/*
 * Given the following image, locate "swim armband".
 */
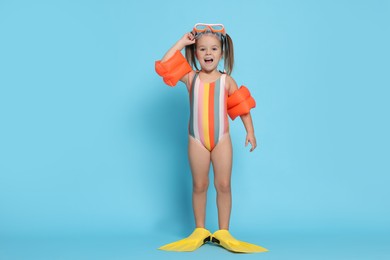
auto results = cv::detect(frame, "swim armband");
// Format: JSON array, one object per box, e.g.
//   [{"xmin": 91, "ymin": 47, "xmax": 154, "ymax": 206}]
[
  {"xmin": 155, "ymin": 50, "xmax": 192, "ymax": 87},
  {"xmin": 227, "ymin": 86, "xmax": 256, "ymax": 120}
]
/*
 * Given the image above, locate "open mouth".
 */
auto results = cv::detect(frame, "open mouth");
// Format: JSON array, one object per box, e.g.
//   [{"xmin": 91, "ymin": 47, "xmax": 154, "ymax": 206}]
[{"xmin": 204, "ymin": 58, "xmax": 214, "ymax": 64}]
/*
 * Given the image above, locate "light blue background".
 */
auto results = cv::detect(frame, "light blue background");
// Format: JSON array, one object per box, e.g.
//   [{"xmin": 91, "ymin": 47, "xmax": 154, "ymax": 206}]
[{"xmin": 1, "ymin": 0, "xmax": 389, "ymax": 259}]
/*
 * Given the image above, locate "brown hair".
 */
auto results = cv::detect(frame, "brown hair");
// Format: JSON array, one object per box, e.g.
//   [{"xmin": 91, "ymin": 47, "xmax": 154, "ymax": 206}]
[{"xmin": 185, "ymin": 33, "xmax": 234, "ymax": 75}]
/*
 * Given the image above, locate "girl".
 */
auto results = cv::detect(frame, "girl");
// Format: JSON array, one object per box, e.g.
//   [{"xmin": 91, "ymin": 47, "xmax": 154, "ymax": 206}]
[{"xmin": 155, "ymin": 23, "xmax": 267, "ymax": 253}]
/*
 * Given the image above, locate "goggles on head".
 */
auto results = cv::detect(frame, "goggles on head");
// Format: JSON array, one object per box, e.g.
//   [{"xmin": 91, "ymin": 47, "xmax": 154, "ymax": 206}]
[{"xmin": 192, "ymin": 23, "xmax": 226, "ymax": 38}]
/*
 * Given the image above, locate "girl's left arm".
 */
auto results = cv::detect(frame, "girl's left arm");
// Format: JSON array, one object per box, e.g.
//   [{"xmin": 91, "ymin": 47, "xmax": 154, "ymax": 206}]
[
  {"xmin": 227, "ymin": 76, "xmax": 257, "ymax": 152},
  {"xmin": 240, "ymin": 113, "xmax": 257, "ymax": 152}
]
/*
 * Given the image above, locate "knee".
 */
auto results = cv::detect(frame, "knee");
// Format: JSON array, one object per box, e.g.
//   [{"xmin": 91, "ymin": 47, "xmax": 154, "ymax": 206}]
[
  {"xmin": 215, "ymin": 181, "xmax": 231, "ymax": 194},
  {"xmin": 193, "ymin": 181, "xmax": 209, "ymax": 194}
]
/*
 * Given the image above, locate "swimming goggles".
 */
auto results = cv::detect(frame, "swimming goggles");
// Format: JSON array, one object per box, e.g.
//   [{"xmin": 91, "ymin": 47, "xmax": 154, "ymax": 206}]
[{"xmin": 192, "ymin": 23, "xmax": 226, "ymax": 36}]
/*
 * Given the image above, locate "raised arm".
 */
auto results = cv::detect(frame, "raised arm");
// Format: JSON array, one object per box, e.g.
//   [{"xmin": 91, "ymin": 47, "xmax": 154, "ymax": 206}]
[
  {"xmin": 155, "ymin": 33, "xmax": 196, "ymax": 87},
  {"xmin": 161, "ymin": 33, "xmax": 195, "ymax": 62}
]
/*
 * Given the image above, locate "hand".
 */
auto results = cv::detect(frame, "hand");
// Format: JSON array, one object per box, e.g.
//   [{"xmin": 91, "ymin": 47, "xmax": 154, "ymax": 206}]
[
  {"xmin": 179, "ymin": 32, "xmax": 196, "ymax": 46},
  {"xmin": 245, "ymin": 132, "xmax": 257, "ymax": 152}
]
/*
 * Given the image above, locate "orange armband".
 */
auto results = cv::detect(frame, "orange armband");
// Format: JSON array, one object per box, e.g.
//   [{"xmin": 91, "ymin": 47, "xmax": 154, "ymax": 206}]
[
  {"xmin": 227, "ymin": 86, "xmax": 256, "ymax": 120},
  {"xmin": 155, "ymin": 50, "xmax": 192, "ymax": 87}
]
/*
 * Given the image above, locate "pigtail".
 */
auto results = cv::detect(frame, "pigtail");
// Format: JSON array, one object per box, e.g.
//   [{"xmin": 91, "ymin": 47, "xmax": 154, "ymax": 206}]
[
  {"xmin": 223, "ymin": 34, "xmax": 234, "ymax": 75},
  {"xmin": 185, "ymin": 44, "xmax": 199, "ymax": 71}
]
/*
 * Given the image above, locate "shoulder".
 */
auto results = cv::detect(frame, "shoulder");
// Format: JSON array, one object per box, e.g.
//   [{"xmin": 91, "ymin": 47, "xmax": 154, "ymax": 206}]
[
  {"xmin": 180, "ymin": 70, "xmax": 196, "ymax": 89},
  {"xmin": 224, "ymin": 74, "xmax": 239, "ymax": 95}
]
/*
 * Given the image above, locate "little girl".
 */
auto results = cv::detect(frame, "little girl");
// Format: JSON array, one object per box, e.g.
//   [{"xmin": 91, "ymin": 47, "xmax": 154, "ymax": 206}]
[{"xmin": 155, "ymin": 23, "xmax": 267, "ymax": 253}]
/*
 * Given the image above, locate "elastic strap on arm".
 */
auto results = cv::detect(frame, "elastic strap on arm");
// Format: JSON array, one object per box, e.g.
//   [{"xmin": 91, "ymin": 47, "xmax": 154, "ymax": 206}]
[
  {"xmin": 155, "ymin": 50, "xmax": 192, "ymax": 87},
  {"xmin": 227, "ymin": 86, "xmax": 256, "ymax": 120}
]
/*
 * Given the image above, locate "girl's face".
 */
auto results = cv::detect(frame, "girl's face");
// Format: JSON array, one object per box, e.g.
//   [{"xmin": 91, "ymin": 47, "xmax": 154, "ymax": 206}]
[{"xmin": 195, "ymin": 34, "xmax": 223, "ymax": 73}]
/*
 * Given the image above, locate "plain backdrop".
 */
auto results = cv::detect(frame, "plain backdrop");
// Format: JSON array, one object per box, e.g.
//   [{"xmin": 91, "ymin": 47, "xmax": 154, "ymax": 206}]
[{"xmin": 0, "ymin": 0, "xmax": 389, "ymax": 257}]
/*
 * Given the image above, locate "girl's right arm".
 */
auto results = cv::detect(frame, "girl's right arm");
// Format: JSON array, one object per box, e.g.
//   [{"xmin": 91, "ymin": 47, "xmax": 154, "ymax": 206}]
[
  {"xmin": 161, "ymin": 33, "xmax": 195, "ymax": 62},
  {"xmin": 158, "ymin": 33, "xmax": 196, "ymax": 87}
]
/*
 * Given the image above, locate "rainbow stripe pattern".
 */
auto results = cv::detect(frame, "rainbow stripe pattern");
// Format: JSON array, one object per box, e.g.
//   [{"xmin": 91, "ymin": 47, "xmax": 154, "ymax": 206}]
[{"xmin": 189, "ymin": 73, "xmax": 229, "ymax": 151}]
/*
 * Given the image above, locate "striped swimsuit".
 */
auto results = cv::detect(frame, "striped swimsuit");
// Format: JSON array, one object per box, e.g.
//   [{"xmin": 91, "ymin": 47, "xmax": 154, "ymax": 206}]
[{"xmin": 189, "ymin": 73, "xmax": 229, "ymax": 151}]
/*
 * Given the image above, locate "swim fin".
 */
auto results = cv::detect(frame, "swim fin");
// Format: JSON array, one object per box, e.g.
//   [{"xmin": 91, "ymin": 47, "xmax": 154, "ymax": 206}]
[
  {"xmin": 159, "ymin": 228, "xmax": 212, "ymax": 252},
  {"xmin": 212, "ymin": 229, "xmax": 268, "ymax": 253}
]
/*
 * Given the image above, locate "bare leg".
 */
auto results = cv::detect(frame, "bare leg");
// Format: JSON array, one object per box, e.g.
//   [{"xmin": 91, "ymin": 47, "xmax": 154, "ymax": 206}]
[
  {"xmin": 188, "ymin": 136, "xmax": 211, "ymax": 228},
  {"xmin": 211, "ymin": 134, "xmax": 233, "ymax": 230}
]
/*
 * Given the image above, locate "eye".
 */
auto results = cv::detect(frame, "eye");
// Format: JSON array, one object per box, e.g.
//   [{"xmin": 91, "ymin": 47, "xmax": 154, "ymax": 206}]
[{"xmin": 212, "ymin": 47, "xmax": 218, "ymax": 51}]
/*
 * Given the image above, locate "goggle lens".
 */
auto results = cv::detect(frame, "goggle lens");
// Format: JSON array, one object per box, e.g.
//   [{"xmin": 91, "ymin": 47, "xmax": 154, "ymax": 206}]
[
  {"xmin": 195, "ymin": 24, "xmax": 208, "ymax": 31},
  {"xmin": 210, "ymin": 25, "xmax": 224, "ymax": 31}
]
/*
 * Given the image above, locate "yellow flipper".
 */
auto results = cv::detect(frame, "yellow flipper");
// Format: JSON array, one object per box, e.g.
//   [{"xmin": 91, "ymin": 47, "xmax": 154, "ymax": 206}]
[
  {"xmin": 212, "ymin": 230, "xmax": 268, "ymax": 253},
  {"xmin": 159, "ymin": 228, "xmax": 212, "ymax": 252}
]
